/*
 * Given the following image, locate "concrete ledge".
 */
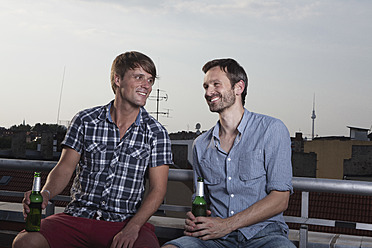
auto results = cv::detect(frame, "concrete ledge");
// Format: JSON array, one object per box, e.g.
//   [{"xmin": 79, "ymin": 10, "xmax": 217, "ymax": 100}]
[
  {"xmin": 2, "ymin": 202, "xmax": 372, "ymax": 248},
  {"xmin": 289, "ymin": 229, "xmax": 372, "ymax": 248},
  {"xmin": 150, "ymin": 216, "xmax": 372, "ymax": 248}
]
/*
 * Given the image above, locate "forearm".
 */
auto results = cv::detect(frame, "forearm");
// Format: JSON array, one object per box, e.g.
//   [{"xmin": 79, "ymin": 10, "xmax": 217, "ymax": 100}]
[
  {"xmin": 124, "ymin": 165, "xmax": 168, "ymax": 232},
  {"xmin": 42, "ymin": 165, "xmax": 74, "ymax": 199},
  {"xmin": 42, "ymin": 147, "xmax": 79, "ymax": 199},
  {"xmin": 225, "ymin": 191, "xmax": 290, "ymax": 232},
  {"xmin": 126, "ymin": 186, "xmax": 166, "ymax": 230}
]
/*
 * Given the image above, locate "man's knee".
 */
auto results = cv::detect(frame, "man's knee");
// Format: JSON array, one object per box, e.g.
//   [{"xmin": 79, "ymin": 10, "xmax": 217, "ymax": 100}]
[{"xmin": 12, "ymin": 232, "xmax": 49, "ymax": 248}]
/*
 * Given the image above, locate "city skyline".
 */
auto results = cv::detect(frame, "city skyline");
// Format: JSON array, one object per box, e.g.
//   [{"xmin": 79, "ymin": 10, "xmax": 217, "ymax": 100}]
[{"xmin": 1, "ymin": 1, "xmax": 371, "ymax": 138}]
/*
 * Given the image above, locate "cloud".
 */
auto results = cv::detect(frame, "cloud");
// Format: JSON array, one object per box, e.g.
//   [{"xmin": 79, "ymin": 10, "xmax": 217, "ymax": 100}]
[
  {"xmin": 73, "ymin": 0, "xmax": 322, "ymax": 20},
  {"xmin": 157, "ymin": 0, "xmax": 322, "ymax": 21}
]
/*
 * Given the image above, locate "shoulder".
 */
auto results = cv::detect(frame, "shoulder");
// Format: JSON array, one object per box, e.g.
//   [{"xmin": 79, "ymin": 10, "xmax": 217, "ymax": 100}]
[
  {"xmin": 72, "ymin": 104, "xmax": 107, "ymax": 124},
  {"xmin": 193, "ymin": 127, "xmax": 214, "ymax": 149},
  {"xmin": 247, "ymin": 111, "xmax": 288, "ymax": 132},
  {"xmin": 140, "ymin": 108, "xmax": 169, "ymax": 137}
]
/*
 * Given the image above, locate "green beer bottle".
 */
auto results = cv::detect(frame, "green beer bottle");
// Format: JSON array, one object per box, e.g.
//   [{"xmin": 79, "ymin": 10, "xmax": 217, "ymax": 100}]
[
  {"xmin": 192, "ymin": 177, "xmax": 207, "ymax": 217},
  {"xmin": 25, "ymin": 172, "xmax": 43, "ymax": 232}
]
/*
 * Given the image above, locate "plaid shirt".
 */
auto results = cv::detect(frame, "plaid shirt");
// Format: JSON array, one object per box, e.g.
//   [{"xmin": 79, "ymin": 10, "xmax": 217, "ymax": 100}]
[{"xmin": 61, "ymin": 101, "xmax": 173, "ymax": 222}]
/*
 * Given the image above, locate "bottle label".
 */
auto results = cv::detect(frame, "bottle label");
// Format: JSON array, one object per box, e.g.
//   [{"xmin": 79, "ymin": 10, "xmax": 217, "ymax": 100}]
[
  {"xmin": 33, "ymin": 177, "xmax": 41, "ymax": 192},
  {"xmin": 196, "ymin": 181, "xmax": 204, "ymax": 197}
]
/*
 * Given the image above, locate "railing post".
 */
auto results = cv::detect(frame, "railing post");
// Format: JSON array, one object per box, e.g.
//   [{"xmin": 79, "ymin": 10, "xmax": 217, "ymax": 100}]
[
  {"xmin": 299, "ymin": 225, "xmax": 308, "ymax": 248},
  {"xmin": 45, "ymin": 200, "xmax": 55, "ymax": 217},
  {"xmin": 299, "ymin": 191, "xmax": 309, "ymax": 248}
]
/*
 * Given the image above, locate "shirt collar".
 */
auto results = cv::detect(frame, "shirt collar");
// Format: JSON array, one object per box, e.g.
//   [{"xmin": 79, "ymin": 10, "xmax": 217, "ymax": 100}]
[
  {"xmin": 107, "ymin": 101, "xmax": 114, "ymax": 123},
  {"xmin": 100, "ymin": 100, "xmax": 142, "ymax": 126},
  {"xmin": 237, "ymin": 108, "xmax": 250, "ymax": 134},
  {"xmin": 212, "ymin": 108, "xmax": 250, "ymax": 142},
  {"xmin": 134, "ymin": 108, "xmax": 142, "ymax": 126}
]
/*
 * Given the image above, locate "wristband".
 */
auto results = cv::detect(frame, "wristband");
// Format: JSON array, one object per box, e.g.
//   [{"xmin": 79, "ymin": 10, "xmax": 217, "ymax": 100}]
[{"xmin": 42, "ymin": 189, "xmax": 51, "ymax": 200}]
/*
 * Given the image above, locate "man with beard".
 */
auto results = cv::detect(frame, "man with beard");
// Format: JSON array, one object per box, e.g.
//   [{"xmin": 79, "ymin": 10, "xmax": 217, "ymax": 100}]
[
  {"xmin": 13, "ymin": 51, "xmax": 173, "ymax": 248},
  {"xmin": 163, "ymin": 58, "xmax": 295, "ymax": 248}
]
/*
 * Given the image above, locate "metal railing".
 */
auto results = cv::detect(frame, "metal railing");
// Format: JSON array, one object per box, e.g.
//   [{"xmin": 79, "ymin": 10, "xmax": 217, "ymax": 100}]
[{"xmin": 1, "ymin": 158, "xmax": 372, "ymax": 248}]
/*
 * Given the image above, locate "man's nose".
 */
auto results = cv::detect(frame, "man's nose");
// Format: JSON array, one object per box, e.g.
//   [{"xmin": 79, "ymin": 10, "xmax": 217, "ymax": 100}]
[{"xmin": 205, "ymin": 86, "xmax": 215, "ymax": 96}]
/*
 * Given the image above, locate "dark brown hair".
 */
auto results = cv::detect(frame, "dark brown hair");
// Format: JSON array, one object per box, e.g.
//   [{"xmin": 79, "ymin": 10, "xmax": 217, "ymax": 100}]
[
  {"xmin": 202, "ymin": 58, "xmax": 248, "ymax": 106},
  {"xmin": 110, "ymin": 51, "xmax": 157, "ymax": 93}
]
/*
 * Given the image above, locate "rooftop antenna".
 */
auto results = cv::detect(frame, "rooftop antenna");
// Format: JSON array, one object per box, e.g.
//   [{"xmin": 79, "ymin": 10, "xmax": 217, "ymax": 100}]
[
  {"xmin": 148, "ymin": 89, "xmax": 169, "ymax": 120},
  {"xmin": 57, "ymin": 66, "xmax": 66, "ymax": 125},
  {"xmin": 148, "ymin": 59, "xmax": 170, "ymax": 121},
  {"xmin": 311, "ymin": 93, "xmax": 316, "ymax": 139}
]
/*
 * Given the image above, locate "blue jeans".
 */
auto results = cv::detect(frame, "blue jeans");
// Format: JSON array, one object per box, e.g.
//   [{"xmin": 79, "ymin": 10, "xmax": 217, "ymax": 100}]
[{"xmin": 164, "ymin": 222, "xmax": 296, "ymax": 248}]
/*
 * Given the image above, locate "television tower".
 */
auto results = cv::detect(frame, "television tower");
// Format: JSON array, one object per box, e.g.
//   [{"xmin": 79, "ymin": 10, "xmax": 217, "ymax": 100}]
[{"xmin": 311, "ymin": 94, "xmax": 316, "ymax": 139}]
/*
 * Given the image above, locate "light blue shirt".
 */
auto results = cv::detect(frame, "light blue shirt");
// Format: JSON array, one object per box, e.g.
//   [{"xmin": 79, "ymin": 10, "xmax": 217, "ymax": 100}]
[{"xmin": 192, "ymin": 109, "xmax": 293, "ymax": 240}]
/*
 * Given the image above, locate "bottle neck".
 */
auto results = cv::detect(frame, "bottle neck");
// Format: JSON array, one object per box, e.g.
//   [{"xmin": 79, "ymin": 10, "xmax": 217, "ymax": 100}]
[
  {"xmin": 196, "ymin": 181, "xmax": 204, "ymax": 197},
  {"xmin": 32, "ymin": 176, "xmax": 41, "ymax": 192}
]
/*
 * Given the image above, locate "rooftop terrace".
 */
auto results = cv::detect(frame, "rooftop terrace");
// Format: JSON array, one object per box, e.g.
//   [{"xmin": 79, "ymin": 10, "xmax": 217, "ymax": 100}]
[{"xmin": 1, "ymin": 158, "xmax": 372, "ymax": 248}]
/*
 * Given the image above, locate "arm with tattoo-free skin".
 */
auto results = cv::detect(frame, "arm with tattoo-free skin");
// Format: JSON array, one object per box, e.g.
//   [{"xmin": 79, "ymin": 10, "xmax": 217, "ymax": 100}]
[
  {"xmin": 23, "ymin": 147, "xmax": 80, "ymax": 219},
  {"xmin": 110, "ymin": 165, "xmax": 169, "ymax": 248}
]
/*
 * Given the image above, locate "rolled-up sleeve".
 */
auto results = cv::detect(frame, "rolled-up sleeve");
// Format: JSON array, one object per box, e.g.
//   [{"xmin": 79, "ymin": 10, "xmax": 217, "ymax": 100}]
[{"xmin": 264, "ymin": 119, "xmax": 293, "ymax": 194}]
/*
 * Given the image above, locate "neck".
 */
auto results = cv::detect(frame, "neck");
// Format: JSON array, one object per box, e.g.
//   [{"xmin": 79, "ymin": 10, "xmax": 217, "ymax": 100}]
[
  {"xmin": 111, "ymin": 99, "xmax": 140, "ymax": 138},
  {"xmin": 218, "ymin": 104, "xmax": 244, "ymax": 136}
]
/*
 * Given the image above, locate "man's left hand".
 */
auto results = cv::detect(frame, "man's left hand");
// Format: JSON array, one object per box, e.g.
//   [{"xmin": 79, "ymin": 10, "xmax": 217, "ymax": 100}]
[{"xmin": 110, "ymin": 224, "xmax": 140, "ymax": 248}]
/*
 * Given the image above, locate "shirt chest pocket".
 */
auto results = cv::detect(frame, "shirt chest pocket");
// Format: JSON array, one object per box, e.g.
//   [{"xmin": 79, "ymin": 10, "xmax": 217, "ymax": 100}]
[
  {"xmin": 122, "ymin": 146, "xmax": 150, "ymax": 175},
  {"xmin": 83, "ymin": 143, "xmax": 107, "ymax": 172},
  {"xmin": 199, "ymin": 157, "xmax": 222, "ymax": 186},
  {"xmin": 238, "ymin": 149, "xmax": 266, "ymax": 181}
]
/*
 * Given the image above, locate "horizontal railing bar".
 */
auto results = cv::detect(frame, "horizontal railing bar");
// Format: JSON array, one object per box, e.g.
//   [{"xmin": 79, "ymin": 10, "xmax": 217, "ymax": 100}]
[
  {"xmin": 0, "ymin": 158, "xmax": 193, "ymax": 182},
  {"xmin": 0, "ymin": 190, "xmax": 24, "ymax": 198},
  {"xmin": 284, "ymin": 216, "xmax": 372, "ymax": 231},
  {"xmin": 0, "ymin": 158, "xmax": 56, "ymax": 171},
  {"xmin": 292, "ymin": 177, "xmax": 372, "ymax": 196},
  {"xmin": 158, "ymin": 204, "xmax": 191, "ymax": 212},
  {"xmin": 2, "ymin": 158, "xmax": 372, "ymax": 196},
  {"xmin": 168, "ymin": 169, "xmax": 193, "ymax": 181}
]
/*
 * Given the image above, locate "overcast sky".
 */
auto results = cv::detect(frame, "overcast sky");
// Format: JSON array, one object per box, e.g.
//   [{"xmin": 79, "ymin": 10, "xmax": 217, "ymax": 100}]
[{"xmin": 1, "ymin": 0, "xmax": 371, "ymax": 138}]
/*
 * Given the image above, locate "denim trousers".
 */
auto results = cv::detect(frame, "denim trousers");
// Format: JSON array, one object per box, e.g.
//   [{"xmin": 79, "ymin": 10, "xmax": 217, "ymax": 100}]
[{"xmin": 164, "ymin": 222, "xmax": 296, "ymax": 248}]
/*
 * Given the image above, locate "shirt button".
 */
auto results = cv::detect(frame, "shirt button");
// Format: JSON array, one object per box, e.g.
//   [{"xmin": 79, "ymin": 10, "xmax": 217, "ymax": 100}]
[
  {"xmin": 227, "ymin": 158, "xmax": 231, "ymax": 161},
  {"xmin": 106, "ymin": 182, "xmax": 111, "ymax": 187},
  {"xmin": 231, "ymin": 211, "xmax": 234, "ymax": 215},
  {"xmin": 231, "ymin": 194, "xmax": 235, "ymax": 198},
  {"xmin": 101, "ymin": 201, "xmax": 106, "ymax": 205},
  {"xmin": 228, "ymin": 177, "xmax": 232, "ymax": 180}
]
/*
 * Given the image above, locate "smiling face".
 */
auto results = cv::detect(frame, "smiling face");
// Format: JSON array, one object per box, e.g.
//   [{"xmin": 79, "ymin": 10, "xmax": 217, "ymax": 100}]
[
  {"xmin": 203, "ymin": 66, "xmax": 237, "ymax": 113},
  {"xmin": 114, "ymin": 66, "xmax": 154, "ymax": 108}
]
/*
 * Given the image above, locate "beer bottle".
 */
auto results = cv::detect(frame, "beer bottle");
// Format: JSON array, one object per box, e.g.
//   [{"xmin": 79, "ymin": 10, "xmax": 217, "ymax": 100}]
[
  {"xmin": 192, "ymin": 177, "xmax": 207, "ymax": 217},
  {"xmin": 25, "ymin": 172, "xmax": 43, "ymax": 232}
]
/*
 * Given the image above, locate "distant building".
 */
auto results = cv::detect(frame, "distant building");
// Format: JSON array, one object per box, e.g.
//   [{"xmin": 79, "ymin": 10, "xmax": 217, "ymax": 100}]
[
  {"xmin": 348, "ymin": 126, "xmax": 370, "ymax": 141},
  {"xmin": 303, "ymin": 129, "xmax": 372, "ymax": 180}
]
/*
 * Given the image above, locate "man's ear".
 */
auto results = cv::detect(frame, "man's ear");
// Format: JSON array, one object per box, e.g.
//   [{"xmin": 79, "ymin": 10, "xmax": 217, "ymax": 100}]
[
  {"xmin": 234, "ymin": 80, "xmax": 245, "ymax": 95},
  {"xmin": 114, "ymin": 74, "xmax": 121, "ymax": 87}
]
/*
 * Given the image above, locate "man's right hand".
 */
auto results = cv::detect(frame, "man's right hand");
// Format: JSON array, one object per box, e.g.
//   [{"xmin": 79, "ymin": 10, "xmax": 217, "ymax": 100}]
[
  {"xmin": 22, "ymin": 190, "xmax": 32, "ymax": 219},
  {"xmin": 184, "ymin": 210, "xmax": 232, "ymax": 240},
  {"xmin": 22, "ymin": 190, "xmax": 49, "ymax": 220},
  {"xmin": 184, "ymin": 210, "xmax": 212, "ymax": 234}
]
